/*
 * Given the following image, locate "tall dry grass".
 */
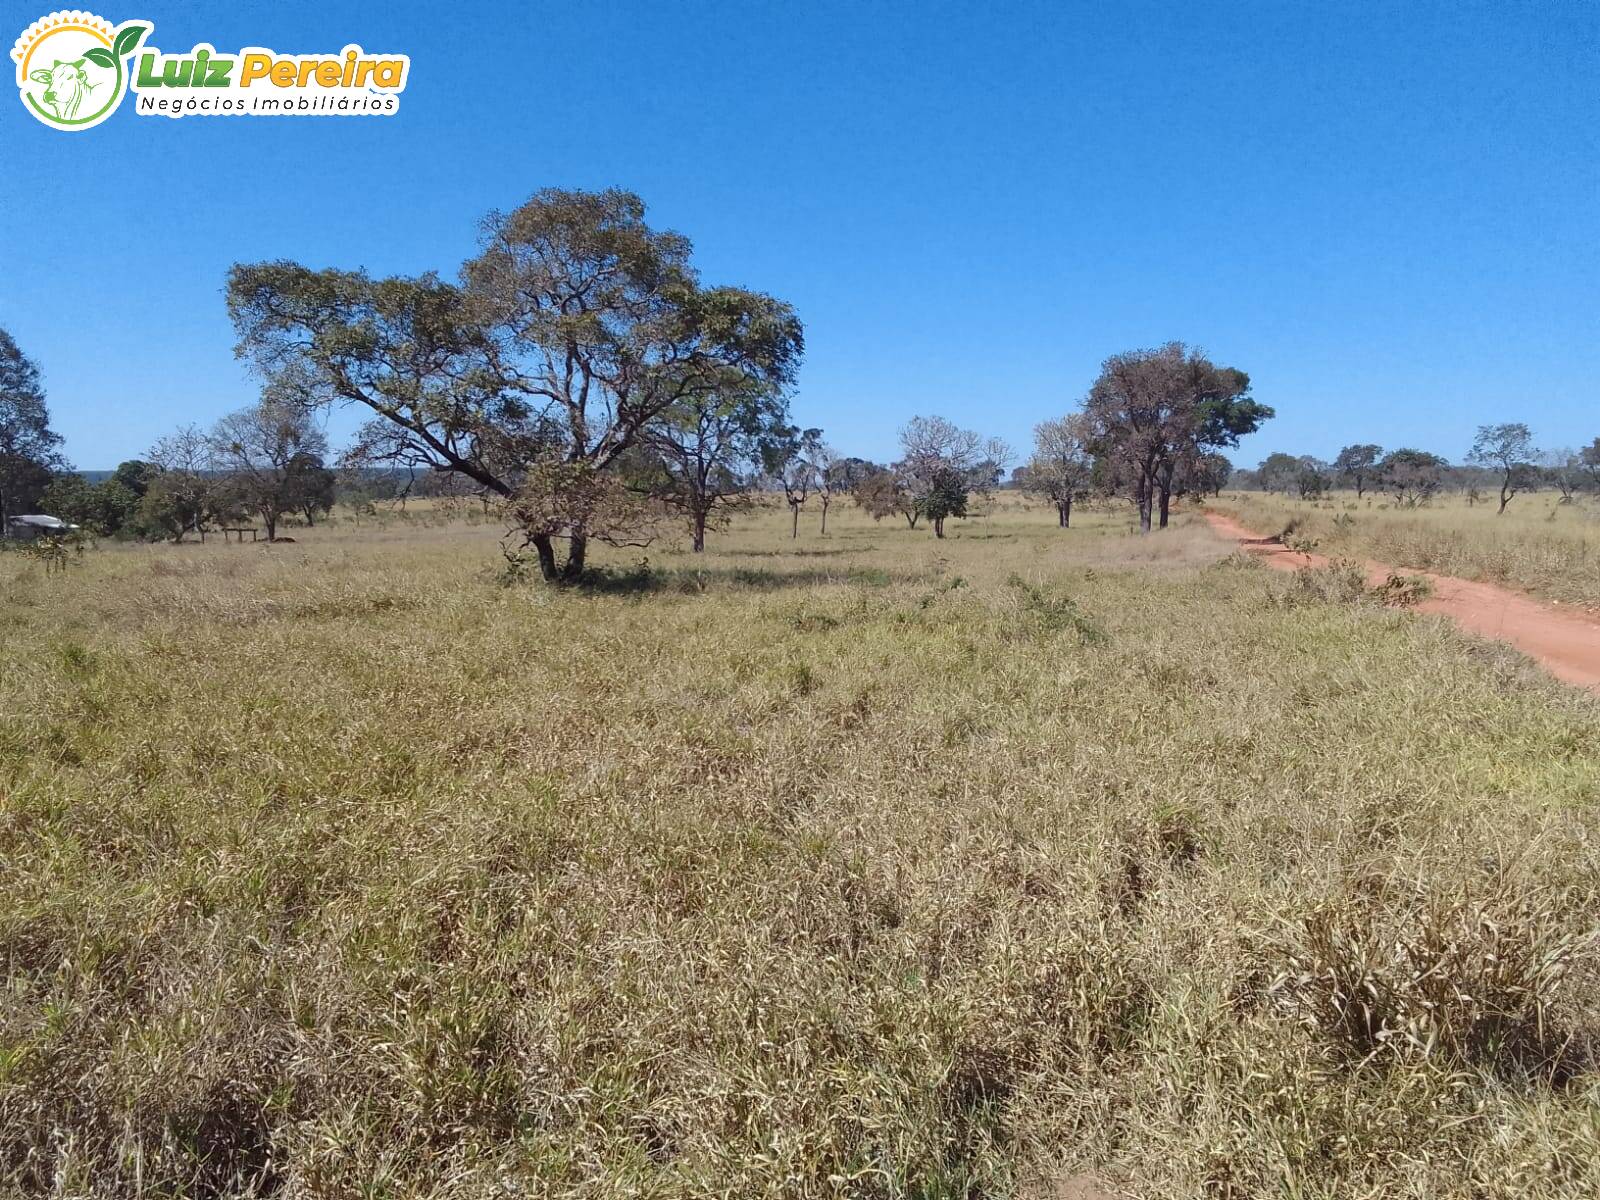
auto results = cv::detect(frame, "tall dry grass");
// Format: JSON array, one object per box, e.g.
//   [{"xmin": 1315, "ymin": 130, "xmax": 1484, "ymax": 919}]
[
  {"xmin": 1213, "ymin": 489, "xmax": 1600, "ymax": 611},
  {"xmin": 1, "ymin": 496, "xmax": 1597, "ymax": 1198}
]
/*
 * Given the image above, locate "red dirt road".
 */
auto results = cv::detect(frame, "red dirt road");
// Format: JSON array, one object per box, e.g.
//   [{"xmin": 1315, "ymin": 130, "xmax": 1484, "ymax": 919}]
[{"xmin": 1203, "ymin": 511, "xmax": 1600, "ymax": 696}]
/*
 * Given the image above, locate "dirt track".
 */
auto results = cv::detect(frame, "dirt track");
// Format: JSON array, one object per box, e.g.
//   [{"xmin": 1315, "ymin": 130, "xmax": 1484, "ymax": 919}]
[{"xmin": 1204, "ymin": 511, "xmax": 1600, "ymax": 696}]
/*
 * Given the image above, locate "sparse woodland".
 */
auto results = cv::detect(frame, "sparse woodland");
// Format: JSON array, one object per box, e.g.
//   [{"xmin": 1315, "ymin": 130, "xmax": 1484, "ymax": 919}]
[{"xmin": 2, "ymin": 193, "xmax": 1598, "ymax": 1199}]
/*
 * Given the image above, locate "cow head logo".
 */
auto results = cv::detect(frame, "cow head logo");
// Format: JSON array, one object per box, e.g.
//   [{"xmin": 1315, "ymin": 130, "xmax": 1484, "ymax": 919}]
[{"xmin": 12, "ymin": 11, "xmax": 148, "ymax": 130}]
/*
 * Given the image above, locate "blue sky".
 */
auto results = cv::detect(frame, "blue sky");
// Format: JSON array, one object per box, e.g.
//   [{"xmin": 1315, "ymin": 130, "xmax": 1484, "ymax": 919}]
[{"xmin": 2, "ymin": 0, "xmax": 1595, "ymax": 470}]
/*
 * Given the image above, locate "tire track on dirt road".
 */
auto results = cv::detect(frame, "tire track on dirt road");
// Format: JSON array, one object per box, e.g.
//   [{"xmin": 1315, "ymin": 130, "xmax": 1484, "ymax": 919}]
[{"xmin": 1204, "ymin": 510, "xmax": 1600, "ymax": 696}]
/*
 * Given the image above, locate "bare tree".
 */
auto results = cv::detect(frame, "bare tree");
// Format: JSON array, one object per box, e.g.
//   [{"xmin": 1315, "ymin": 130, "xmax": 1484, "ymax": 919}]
[
  {"xmin": 144, "ymin": 425, "xmax": 225, "ymax": 541},
  {"xmin": 896, "ymin": 415, "xmax": 997, "ymax": 537},
  {"xmin": 1026, "ymin": 415, "xmax": 1094, "ymax": 527},
  {"xmin": 1541, "ymin": 449, "xmax": 1582, "ymax": 504}
]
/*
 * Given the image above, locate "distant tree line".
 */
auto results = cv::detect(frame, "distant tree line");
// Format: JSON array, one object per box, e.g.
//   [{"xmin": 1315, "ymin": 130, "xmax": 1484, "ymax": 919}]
[
  {"xmin": 1, "ymin": 324, "xmax": 336, "ymax": 543},
  {"xmin": 1239, "ymin": 424, "xmax": 1596, "ymax": 512},
  {"xmin": 5, "ymin": 190, "xmax": 1593, "ymax": 569}
]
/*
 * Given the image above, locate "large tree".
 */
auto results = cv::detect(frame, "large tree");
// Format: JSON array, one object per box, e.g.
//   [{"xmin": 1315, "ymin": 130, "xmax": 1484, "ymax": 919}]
[
  {"xmin": 1026, "ymin": 414, "xmax": 1094, "ymax": 527},
  {"xmin": 1468, "ymin": 422, "xmax": 1537, "ymax": 514},
  {"xmin": 1257, "ymin": 452, "xmax": 1302, "ymax": 493},
  {"xmin": 1332, "ymin": 443, "xmax": 1383, "ymax": 498},
  {"xmin": 1083, "ymin": 343, "xmax": 1270, "ymax": 532},
  {"xmin": 1293, "ymin": 455, "xmax": 1332, "ymax": 499},
  {"xmin": 229, "ymin": 189, "xmax": 802, "ymax": 581},
  {"xmin": 0, "ymin": 326, "xmax": 68, "ymax": 527},
  {"xmin": 286, "ymin": 451, "xmax": 337, "ymax": 526},
  {"xmin": 1186, "ymin": 450, "xmax": 1233, "ymax": 498}
]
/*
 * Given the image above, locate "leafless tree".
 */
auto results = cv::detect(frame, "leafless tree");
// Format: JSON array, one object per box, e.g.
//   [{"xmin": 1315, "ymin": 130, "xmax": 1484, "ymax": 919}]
[{"xmin": 1026, "ymin": 415, "xmax": 1094, "ymax": 527}]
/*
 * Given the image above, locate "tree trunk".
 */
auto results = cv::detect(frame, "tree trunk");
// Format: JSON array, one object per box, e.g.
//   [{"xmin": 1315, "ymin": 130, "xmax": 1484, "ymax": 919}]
[
  {"xmin": 263, "ymin": 512, "xmax": 277, "ymax": 541},
  {"xmin": 1498, "ymin": 478, "xmax": 1511, "ymax": 513},
  {"xmin": 933, "ymin": 516, "xmax": 945, "ymax": 538},
  {"xmin": 1158, "ymin": 486, "xmax": 1171, "ymax": 529},
  {"xmin": 691, "ymin": 511, "xmax": 706, "ymax": 553},
  {"xmin": 820, "ymin": 499, "xmax": 829, "ymax": 535},
  {"xmin": 530, "ymin": 533, "xmax": 559, "ymax": 581},
  {"xmin": 790, "ymin": 504, "xmax": 799, "ymax": 538},
  {"xmin": 904, "ymin": 512, "xmax": 919, "ymax": 530},
  {"xmin": 561, "ymin": 533, "xmax": 588, "ymax": 581},
  {"xmin": 1137, "ymin": 483, "xmax": 1152, "ymax": 534},
  {"xmin": 1060, "ymin": 498, "xmax": 1072, "ymax": 528}
]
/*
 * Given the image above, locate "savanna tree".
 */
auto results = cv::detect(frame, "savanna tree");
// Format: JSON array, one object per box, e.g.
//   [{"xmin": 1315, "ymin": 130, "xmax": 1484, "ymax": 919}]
[
  {"xmin": 1186, "ymin": 450, "xmax": 1233, "ymax": 498},
  {"xmin": 143, "ymin": 426, "xmax": 226, "ymax": 541},
  {"xmin": 1540, "ymin": 450, "xmax": 1583, "ymax": 504},
  {"xmin": 288, "ymin": 452, "xmax": 337, "ymax": 525},
  {"xmin": 228, "ymin": 188, "xmax": 803, "ymax": 581},
  {"xmin": 1580, "ymin": 439, "xmax": 1600, "ymax": 489},
  {"xmin": 1380, "ymin": 448, "xmax": 1447, "ymax": 507},
  {"xmin": 816, "ymin": 455, "xmax": 875, "ymax": 533},
  {"xmin": 896, "ymin": 415, "xmax": 1003, "ymax": 537},
  {"xmin": 1257, "ymin": 452, "xmax": 1301, "ymax": 493},
  {"xmin": 640, "ymin": 373, "xmax": 791, "ymax": 551},
  {"xmin": 211, "ymin": 398, "xmax": 330, "ymax": 541},
  {"xmin": 1333, "ymin": 443, "xmax": 1383, "ymax": 498},
  {"xmin": 1294, "ymin": 456, "xmax": 1332, "ymax": 499},
  {"xmin": 768, "ymin": 425, "xmax": 822, "ymax": 539},
  {"xmin": 1468, "ymin": 422, "xmax": 1537, "ymax": 514},
  {"xmin": 851, "ymin": 465, "xmax": 921, "ymax": 528},
  {"xmin": 1083, "ymin": 343, "xmax": 1270, "ymax": 531},
  {"xmin": 1026, "ymin": 414, "xmax": 1094, "ymax": 527}
]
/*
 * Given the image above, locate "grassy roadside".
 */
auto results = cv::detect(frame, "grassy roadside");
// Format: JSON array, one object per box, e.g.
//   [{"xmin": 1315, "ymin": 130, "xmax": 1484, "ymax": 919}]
[
  {"xmin": 1210, "ymin": 490, "xmax": 1600, "ymax": 612},
  {"xmin": 2, "ymin": 500, "xmax": 1597, "ymax": 1198}
]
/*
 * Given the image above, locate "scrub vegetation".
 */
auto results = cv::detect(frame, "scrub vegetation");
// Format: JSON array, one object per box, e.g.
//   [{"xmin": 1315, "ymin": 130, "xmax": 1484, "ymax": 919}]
[{"xmin": 3, "ymin": 497, "xmax": 1597, "ymax": 1199}]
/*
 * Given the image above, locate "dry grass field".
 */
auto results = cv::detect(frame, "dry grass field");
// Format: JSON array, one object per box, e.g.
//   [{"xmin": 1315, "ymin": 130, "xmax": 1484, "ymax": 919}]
[
  {"xmin": 1211, "ymin": 490, "xmax": 1600, "ymax": 612},
  {"xmin": 2, "ymin": 496, "xmax": 1598, "ymax": 1198}
]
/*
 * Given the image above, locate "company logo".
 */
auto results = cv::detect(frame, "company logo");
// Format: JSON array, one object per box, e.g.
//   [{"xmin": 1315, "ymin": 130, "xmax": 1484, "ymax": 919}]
[
  {"xmin": 12, "ymin": 10, "xmax": 410, "ymax": 130},
  {"xmin": 11, "ymin": 11, "xmax": 146, "ymax": 129}
]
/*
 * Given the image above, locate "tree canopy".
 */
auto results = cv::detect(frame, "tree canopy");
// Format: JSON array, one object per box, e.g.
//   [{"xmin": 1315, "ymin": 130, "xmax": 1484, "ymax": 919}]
[
  {"xmin": 1083, "ymin": 342, "xmax": 1270, "ymax": 531},
  {"xmin": 228, "ymin": 188, "xmax": 803, "ymax": 579}
]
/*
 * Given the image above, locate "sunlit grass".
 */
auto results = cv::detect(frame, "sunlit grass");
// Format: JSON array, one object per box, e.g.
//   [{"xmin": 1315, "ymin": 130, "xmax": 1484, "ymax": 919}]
[{"xmin": 1, "ymin": 495, "xmax": 1597, "ymax": 1198}]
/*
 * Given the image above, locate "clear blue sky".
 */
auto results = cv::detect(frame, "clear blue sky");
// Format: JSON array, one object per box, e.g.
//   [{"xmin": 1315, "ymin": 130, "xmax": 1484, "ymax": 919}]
[{"xmin": 2, "ymin": 0, "xmax": 1596, "ymax": 470}]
